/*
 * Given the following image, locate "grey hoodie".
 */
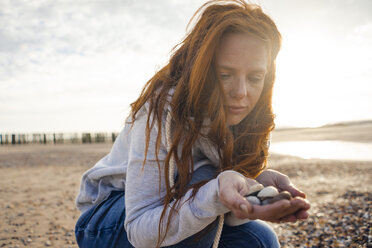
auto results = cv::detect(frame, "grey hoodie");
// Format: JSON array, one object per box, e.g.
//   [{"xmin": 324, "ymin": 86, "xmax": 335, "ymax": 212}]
[{"xmin": 75, "ymin": 103, "xmax": 237, "ymax": 247}]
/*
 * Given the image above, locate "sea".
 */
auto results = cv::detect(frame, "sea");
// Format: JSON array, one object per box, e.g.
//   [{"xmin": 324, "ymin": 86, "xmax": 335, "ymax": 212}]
[{"xmin": 269, "ymin": 141, "xmax": 372, "ymax": 161}]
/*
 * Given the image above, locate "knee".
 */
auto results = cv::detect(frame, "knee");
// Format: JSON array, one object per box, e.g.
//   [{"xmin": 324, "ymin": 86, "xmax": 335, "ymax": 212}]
[
  {"xmin": 246, "ymin": 220, "xmax": 280, "ymax": 248},
  {"xmin": 222, "ymin": 220, "xmax": 280, "ymax": 248}
]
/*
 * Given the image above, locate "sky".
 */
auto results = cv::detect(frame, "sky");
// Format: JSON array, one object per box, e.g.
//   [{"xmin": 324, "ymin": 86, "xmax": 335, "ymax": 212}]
[{"xmin": 1, "ymin": 0, "xmax": 371, "ymax": 133}]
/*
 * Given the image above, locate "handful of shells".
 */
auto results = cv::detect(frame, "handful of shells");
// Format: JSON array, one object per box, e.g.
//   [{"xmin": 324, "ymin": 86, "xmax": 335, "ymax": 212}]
[
  {"xmin": 224, "ymin": 184, "xmax": 294, "ymax": 226},
  {"xmin": 245, "ymin": 184, "xmax": 292, "ymax": 205}
]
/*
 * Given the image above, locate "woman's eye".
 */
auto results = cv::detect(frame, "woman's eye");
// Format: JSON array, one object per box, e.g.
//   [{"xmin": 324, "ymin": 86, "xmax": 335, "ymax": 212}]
[
  {"xmin": 249, "ymin": 76, "xmax": 264, "ymax": 84},
  {"xmin": 220, "ymin": 74, "xmax": 231, "ymax": 80}
]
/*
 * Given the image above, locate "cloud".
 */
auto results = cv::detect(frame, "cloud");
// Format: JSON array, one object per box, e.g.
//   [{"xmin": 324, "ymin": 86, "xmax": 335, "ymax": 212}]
[
  {"xmin": 0, "ymin": 0, "xmax": 207, "ymax": 132},
  {"xmin": 0, "ymin": 0, "xmax": 371, "ymax": 131},
  {"xmin": 0, "ymin": 0, "xmax": 205, "ymax": 81}
]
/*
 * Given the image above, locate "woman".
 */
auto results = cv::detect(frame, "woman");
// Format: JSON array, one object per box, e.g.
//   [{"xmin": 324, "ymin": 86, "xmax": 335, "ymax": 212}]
[{"xmin": 75, "ymin": 1, "xmax": 310, "ymax": 247}]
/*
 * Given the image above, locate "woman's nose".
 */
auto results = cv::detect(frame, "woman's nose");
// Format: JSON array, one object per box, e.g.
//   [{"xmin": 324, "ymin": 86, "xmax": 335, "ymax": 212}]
[{"xmin": 230, "ymin": 77, "xmax": 247, "ymax": 98}]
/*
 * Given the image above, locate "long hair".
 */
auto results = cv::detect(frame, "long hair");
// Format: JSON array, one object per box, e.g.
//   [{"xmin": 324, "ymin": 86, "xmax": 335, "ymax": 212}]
[{"xmin": 130, "ymin": 0, "xmax": 281, "ymax": 246}]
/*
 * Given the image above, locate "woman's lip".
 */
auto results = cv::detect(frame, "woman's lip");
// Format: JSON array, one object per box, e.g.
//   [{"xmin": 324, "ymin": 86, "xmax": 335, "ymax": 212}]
[{"xmin": 227, "ymin": 106, "xmax": 247, "ymax": 114}]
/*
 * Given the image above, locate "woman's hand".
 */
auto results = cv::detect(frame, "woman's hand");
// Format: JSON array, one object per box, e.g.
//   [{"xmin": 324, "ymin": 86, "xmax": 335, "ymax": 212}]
[
  {"xmin": 255, "ymin": 169, "xmax": 311, "ymax": 222},
  {"xmin": 218, "ymin": 171, "xmax": 310, "ymax": 223},
  {"xmin": 256, "ymin": 169, "xmax": 305, "ymax": 198},
  {"xmin": 218, "ymin": 171, "xmax": 258, "ymax": 219}
]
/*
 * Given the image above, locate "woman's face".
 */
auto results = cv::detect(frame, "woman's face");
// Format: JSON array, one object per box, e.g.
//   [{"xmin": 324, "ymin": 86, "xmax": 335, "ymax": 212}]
[{"xmin": 217, "ymin": 32, "xmax": 268, "ymax": 126}]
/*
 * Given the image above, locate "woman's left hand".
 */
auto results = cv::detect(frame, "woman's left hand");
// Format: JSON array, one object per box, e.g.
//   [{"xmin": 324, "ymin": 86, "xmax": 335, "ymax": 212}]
[{"xmin": 255, "ymin": 169, "xmax": 310, "ymax": 222}]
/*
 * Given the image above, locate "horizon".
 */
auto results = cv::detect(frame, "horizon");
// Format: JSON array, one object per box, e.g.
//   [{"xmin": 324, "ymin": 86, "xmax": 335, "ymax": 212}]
[
  {"xmin": 1, "ymin": 0, "xmax": 372, "ymax": 133},
  {"xmin": 1, "ymin": 118, "xmax": 371, "ymax": 135}
]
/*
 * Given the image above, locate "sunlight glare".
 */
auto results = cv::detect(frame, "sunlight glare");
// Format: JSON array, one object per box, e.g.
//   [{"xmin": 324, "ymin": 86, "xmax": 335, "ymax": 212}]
[{"xmin": 272, "ymin": 29, "xmax": 367, "ymax": 127}]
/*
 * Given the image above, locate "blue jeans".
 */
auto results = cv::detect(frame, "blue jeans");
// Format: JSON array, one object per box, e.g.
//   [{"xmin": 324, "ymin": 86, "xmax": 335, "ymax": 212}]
[{"xmin": 75, "ymin": 165, "xmax": 280, "ymax": 247}]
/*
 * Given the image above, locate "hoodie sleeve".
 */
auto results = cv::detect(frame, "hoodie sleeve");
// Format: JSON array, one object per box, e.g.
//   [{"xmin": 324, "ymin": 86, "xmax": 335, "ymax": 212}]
[
  {"xmin": 123, "ymin": 112, "xmax": 230, "ymax": 248},
  {"xmin": 75, "ymin": 124, "xmax": 131, "ymax": 213}
]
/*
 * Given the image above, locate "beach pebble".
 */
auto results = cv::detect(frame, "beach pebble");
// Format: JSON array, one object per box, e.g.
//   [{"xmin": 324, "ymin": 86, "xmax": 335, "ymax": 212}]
[
  {"xmin": 274, "ymin": 191, "xmax": 292, "ymax": 200},
  {"xmin": 246, "ymin": 196, "xmax": 261, "ymax": 205},
  {"xmin": 246, "ymin": 183, "xmax": 264, "ymax": 196},
  {"xmin": 261, "ymin": 191, "xmax": 292, "ymax": 205},
  {"xmin": 257, "ymin": 186, "xmax": 279, "ymax": 198},
  {"xmin": 6, "ymin": 204, "xmax": 14, "ymax": 209}
]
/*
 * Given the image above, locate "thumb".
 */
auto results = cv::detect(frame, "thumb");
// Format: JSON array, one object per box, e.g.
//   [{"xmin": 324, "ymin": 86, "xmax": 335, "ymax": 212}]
[
  {"xmin": 239, "ymin": 201, "xmax": 253, "ymax": 216},
  {"xmin": 285, "ymin": 184, "xmax": 306, "ymax": 198}
]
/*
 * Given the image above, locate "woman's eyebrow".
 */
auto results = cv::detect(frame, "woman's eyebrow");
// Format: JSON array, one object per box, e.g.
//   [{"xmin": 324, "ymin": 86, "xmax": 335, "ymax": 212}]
[
  {"xmin": 219, "ymin": 65, "xmax": 267, "ymax": 74},
  {"xmin": 250, "ymin": 69, "xmax": 267, "ymax": 74},
  {"xmin": 218, "ymin": 65, "xmax": 236, "ymax": 71}
]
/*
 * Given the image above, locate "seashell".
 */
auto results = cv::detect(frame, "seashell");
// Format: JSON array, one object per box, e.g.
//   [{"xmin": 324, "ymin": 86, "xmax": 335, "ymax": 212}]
[
  {"xmin": 274, "ymin": 191, "xmax": 292, "ymax": 201},
  {"xmin": 257, "ymin": 186, "xmax": 279, "ymax": 198},
  {"xmin": 246, "ymin": 184, "xmax": 264, "ymax": 196},
  {"xmin": 246, "ymin": 196, "xmax": 261, "ymax": 205},
  {"xmin": 261, "ymin": 191, "xmax": 292, "ymax": 205},
  {"xmin": 261, "ymin": 198, "xmax": 273, "ymax": 205}
]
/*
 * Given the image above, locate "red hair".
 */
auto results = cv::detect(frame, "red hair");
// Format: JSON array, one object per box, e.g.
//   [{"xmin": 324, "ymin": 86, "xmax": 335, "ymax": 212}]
[{"xmin": 130, "ymin": 0, "xmax": 281, "ymax": 245}]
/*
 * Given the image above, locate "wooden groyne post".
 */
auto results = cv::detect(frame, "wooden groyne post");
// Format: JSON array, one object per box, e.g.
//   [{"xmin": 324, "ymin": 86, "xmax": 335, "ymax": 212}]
[{"xmin": 0, "ymin": 132, "xmax": 119, "ymax": 145}]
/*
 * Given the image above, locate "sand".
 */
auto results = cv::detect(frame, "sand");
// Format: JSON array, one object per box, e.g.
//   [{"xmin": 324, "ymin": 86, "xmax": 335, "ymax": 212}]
[
  {"xmin": 0, "ymin": 144, "xmax": 109, "ymax": 248},
  {"xmin": 0, "ymin": 124, "xmax": 371, "ymax": 247}
]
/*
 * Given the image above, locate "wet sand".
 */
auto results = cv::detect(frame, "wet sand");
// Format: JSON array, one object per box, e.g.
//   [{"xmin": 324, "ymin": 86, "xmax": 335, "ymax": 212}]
[{"xmin": 0, "ymin": 123, "xmax": 371, "ymax": 247}]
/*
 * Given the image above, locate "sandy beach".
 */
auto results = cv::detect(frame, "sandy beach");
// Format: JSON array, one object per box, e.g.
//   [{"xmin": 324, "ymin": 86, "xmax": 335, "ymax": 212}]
[{"xmin": 0, "ymin": 123, "xmax": 371, "ymax": 247}]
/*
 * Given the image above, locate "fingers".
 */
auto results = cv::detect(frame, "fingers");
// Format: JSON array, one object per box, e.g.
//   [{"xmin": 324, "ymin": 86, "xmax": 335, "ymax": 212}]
[
  {"xmin": 272, "ymin": 197, "xmax": 311, "ymax": 223},
  {"xmin": 285, "ymin": 184, "xmax": 306, "ymax": 198},
  {"xmin": 248, "ymin": 199, "xmax": 292, "ymax": 221},
  {"xmin": 279, "ymin": 214, "xmax": 297, "ymax": 223},
  {"xmin": 280, "ymin": 197, "xmax": 310, "ymax": 219},
  {"xmin": 292, "ymin": 197, "xmax": 310, "ymax": 220},
  {"xmin": 227, "ymin": 194, "xmax": 251, "ymax": 217},
  {"xmin": 274, "ymin": 208, "xmax": 310, "ymax": 223},
  {"xmin": 222, "ymin": 195, "xmax": 253, "ymax": 219},
  {"xmin": 263, "ymin": 170, "xmax": 306, "ymax": 199},
  {"xmin": 226, "ymin": 197, "xmax": 311, "ymax": 223},
  {"xmin": 218, "ymin": 171, "xmax": 258, "ymax": 215},
  {"xmin": 231, "ymin": 202, "xmax": 253, "ymax": 219},
  {"xmin": 251, "ymin": 196, "xmax": 310, "ymax": 222},
  {"xmin": 295, "ymin": 209, "xmax": 310, "ymax": 220},
  {"xmin": 291, "ymin": 196, "xmax": 311, "ymax": 211},
  {"xmin": 220, "ymin": 187, "xmax": 252, "ymax": 218}
]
